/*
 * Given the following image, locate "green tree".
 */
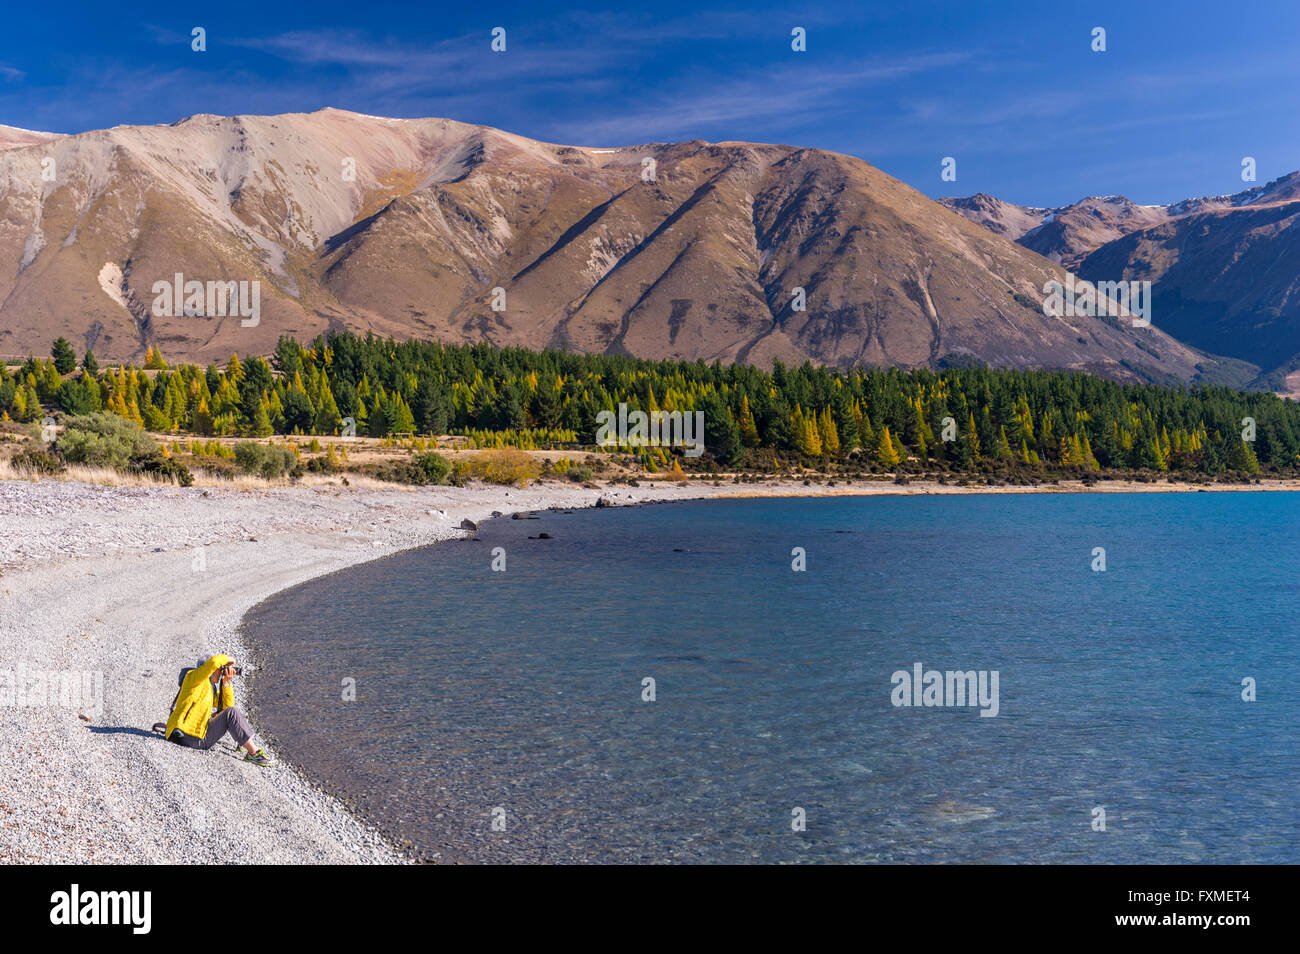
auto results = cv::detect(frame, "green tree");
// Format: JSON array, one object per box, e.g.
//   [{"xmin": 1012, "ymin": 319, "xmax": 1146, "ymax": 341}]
[
  {"xmin": 530, "ymin": 382, "xmax": 563, "ymax": 430},
  {"xmin": 272, "ymin": 335, "xmax": 304, "ymax": 377},
  {"xmin": 281, "ymin": 385, "xmax": 315, "ymax": 434},
  {"xmin": 243, "ymin": 400, "xmax": 274, "ymax": 437},
  {"xmin": 701, "ymin": 392, "xmax": 742, "ymax": 464},
  {"xmin": 57, "ymin": 371, "xmax": 102, "ymax": 415},
  {"xmin": 52, "ymin": 338, "xmax": 76, "ymax": 375},
  {"xmin": 313, "ymin": 381, "xmax": 343, "ymax": 435}
]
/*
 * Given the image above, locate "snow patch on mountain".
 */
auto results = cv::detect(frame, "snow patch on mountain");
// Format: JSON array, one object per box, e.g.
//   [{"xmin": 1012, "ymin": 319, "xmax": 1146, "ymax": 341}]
[{"xmin": 97, "ymin": 263, "xmax": 127, "ymax": 310}]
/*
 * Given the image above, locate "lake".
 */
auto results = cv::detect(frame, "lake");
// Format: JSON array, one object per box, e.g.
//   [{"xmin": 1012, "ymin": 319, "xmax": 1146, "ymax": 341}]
[{"xmin": 242, "ymin": 493, "xmax": 1299, "ymax": 863}]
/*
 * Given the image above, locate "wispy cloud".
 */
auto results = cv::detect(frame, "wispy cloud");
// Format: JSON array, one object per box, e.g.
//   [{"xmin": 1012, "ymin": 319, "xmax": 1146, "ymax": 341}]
[{"xmin": 544, "ymin": 52, "xmax": 974, "ymax": 145}]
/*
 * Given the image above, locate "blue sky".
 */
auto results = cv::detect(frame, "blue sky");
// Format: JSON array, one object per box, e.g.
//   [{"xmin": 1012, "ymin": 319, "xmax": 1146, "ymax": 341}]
[{"xmin": 1, "ymin": 0, "xmax": 1295, "ymax": 206}]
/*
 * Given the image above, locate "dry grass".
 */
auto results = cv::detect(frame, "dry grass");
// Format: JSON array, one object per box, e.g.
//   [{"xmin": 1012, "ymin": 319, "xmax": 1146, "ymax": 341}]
[
  {"xmin": 0, "ymin": 458, "xmax": 189, "ymax": 487},
  {"xmin": 65, "ymin": 465, "xmax": 180, "ymax": 487},
  {"xmin": 0, "ymin": 441, "xmax": 551, "ymax": 493},
  {"xmin": 181, "ymin": 467, "xmax": 404, "ymax": 492},
  {"xmin": 0, "ymin": 452, "xmax": 434, "ymax": 493},
  {"xmin": 294, "ymin": 472, "xmax": 399, "ymax": 492}
]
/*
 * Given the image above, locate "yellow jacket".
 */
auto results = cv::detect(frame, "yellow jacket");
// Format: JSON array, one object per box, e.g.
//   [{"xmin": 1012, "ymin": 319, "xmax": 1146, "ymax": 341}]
[{"xmin": 165, "ymin": 654, "xmax": 235, "ymax": 741}]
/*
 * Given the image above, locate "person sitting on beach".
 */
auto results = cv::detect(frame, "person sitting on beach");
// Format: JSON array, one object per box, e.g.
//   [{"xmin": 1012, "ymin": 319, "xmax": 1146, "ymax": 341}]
[{"xmin": 163, "ymin": 653, "xmax": 275, "ymax": 766}]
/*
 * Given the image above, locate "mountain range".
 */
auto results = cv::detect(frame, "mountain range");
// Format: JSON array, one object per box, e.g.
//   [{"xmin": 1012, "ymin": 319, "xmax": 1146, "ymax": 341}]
[
  {"xmin": 942, "ymin": 173, "xmax": 1300, "ymax": 394},
  {"xmin": 0, "ymin": 108, "xmax": 1290, "ymax": 391}
]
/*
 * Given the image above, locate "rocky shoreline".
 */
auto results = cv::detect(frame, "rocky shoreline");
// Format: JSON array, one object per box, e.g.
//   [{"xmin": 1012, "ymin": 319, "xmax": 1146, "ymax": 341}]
[{"xmin": 2, "ymin": 474, "xmax": 1297, "ymax": 863}]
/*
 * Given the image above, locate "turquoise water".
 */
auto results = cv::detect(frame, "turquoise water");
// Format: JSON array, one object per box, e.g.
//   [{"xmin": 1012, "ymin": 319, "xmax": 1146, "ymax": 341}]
[{"xmin": 243, "ymin": 493, "xmax": 1299, "ymax": 863}]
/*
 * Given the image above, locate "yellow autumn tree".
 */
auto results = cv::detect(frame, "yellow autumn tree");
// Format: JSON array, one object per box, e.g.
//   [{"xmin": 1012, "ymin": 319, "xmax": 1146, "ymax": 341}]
[
  {"xmin": 793, "ymin": 406, "xmax": 822, "ymax": 456},
  {"xmin": 817, "ymin": 407, "xmax": 840, "ymax": 457},
  {"xmin": 737, "ymin": 394, "xmax": 761, "ymax": 447},
  {"xmin": 875, "ymin": 426, "xmax": 900, "ymax": 467}
]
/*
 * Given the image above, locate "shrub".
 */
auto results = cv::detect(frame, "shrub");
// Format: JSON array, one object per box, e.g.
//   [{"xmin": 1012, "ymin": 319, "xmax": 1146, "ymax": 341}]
[
  {"xmin": 10, "ymin": 445, "xmax": 66, "ymax": 475},
  {"xmin": 376, "ymin": 451, "xmax": 451, "ymax": 486},
  {"xmin": 305, "ymin": 447, "xmax": 345, "ymax": 474},
  {"xmin": 58, "ymin": 413, "xmax": 157, "ymax": 469},
  {"xmin": 130, "ymin": 454, "xmax": 194, "ymax": 487},
  {"xmin": 452, "ymin": 448, "xmax": 542, "ymax": 487},
  {"xmin": 565, "ymin": 464, "xmax": 594, "ymax": 482},
  {"xmin": 412, "ymin": 451, "xmax": 451, "ymax": 484},
  {"xmin": 233, "ymin": 441, "xmax": 296, "ymax": 478}
]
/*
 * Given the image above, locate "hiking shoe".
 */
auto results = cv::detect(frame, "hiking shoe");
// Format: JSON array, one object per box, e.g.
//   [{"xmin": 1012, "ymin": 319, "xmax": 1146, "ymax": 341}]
[{"xmin": 244, "ymin": 748, "xmax": 276, "ymax": 767}]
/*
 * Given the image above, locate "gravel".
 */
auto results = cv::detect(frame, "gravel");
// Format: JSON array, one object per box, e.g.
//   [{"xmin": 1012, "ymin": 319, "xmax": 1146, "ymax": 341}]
[{"xmin": 0, "ymin": 476, "xmax": 746, "ymax": 863}]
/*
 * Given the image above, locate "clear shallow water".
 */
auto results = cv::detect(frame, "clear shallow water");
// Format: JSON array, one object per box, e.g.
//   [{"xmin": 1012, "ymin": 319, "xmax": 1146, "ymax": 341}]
[{"xmin": 243, "ymin": 493, "xmax": 1299, "ymax": 863}]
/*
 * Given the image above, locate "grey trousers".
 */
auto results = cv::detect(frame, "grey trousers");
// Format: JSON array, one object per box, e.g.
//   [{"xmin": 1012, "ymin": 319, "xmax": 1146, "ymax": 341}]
[{"xmin": 170, "ymin": 707, "xmax": 253, "ymax": 750}]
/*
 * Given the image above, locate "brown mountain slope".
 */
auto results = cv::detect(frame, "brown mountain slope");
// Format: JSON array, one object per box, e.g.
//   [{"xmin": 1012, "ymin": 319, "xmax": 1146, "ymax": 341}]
[
  {"xmin": 0, "ymin": 109, "xmax": 1231, "ymax": 385},
  {"xmin": 1077, "ymin": 198, "xmax": 1300, "ymax": 378}
]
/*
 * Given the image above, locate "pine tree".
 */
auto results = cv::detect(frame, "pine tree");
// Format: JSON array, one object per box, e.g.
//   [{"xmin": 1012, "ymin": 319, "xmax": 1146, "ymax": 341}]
[
  {"xmin": 268, "ymin": 389, "xmax": 287, "ymax": 432},
  {"xmin": 193, "ymin": 398, "xmax": 214, "ymax": 436},
  {"xmin": 244, "ymin": 399, "xmax": 274, "ymax": 437},
  {"xmin": 1081, "ymin": 434, "xmax": 1100, "ymax": 470},
  {"xmin": 143, "ymin": 402, "xmax": 170, "ymax": 432},
  {"xmin": 737, "ymin": 394, "xmax": 761, "ymax": 447},
  {"xmin": 15, "ymin": 383, "xmax": 36, "ymax": 421},
  {"xmin": 817, "ymin": 407, "xmax": 841, "ymax": 457},
  {"xmin": 995, "ymin": 426, "xmax": 1014, "ymax": 461},
  {"xmin": 314, "ymin": 381, "xmax": 342, "ymax": 435},
  {"xmin": 1227, "ymin": 436, "xmax": 1260, "ymax": 474},
  {"xmin": 281, "ymin": 380, "xmax": 314, "ymax": 433},
  {"xmin": 854, "ymin": 402, "xmax": 870, "ymax": 449},
  {"xmin": 876, "ymin": 426, "xmax": 900, "ymax": 467},
  {"xmin": 792, "ymin": 407, "xmax": 819, "ymax": 457},
  {"xmin": 51, "ymin": 337, "xmax": 76, "ymax": 375},
  {"xmin": 1243, "ymin": 441, "xmax": 1261, "ymax": 474},
  {"xmin": 965, "ymin": 411, "xmax": 981, "ymax": 461},
  {"xmin": 393, "ymin": 393, "xmax": 416, "ymax": 434}
]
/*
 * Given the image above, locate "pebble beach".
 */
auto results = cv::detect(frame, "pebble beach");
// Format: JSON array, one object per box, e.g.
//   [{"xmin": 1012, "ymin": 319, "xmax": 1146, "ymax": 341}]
[{"xmin": 1, "ymin": 473, "xmax": 1294, "ymax": 863}]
